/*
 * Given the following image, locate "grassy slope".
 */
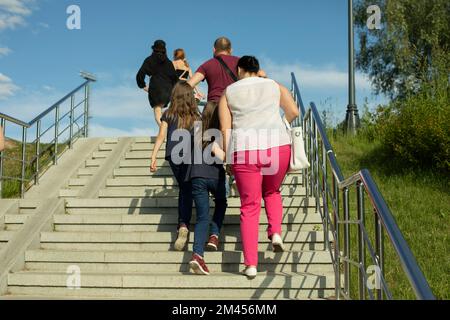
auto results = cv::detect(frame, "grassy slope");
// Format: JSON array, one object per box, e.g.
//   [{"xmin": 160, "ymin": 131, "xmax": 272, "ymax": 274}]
[{"xmin": 329, "ymin": 132, "xmax": 449, "ymax": 299}]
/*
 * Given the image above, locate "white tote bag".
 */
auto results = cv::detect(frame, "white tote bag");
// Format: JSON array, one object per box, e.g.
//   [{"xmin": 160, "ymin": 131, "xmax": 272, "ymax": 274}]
[{"xmin": 283, "ymin": 117, "xmax": 310, "ymax": 172}]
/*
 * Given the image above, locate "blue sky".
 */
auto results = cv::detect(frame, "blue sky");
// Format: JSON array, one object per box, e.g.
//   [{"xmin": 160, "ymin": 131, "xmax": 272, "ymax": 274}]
[{"xmin": 0, "ymin": 0, "xmax": 385, "ymax": 138}]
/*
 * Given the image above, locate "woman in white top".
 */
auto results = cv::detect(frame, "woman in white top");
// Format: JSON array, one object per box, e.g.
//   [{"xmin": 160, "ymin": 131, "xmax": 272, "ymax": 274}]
[{"xmin": 219, "ymin": 56, "xmax": 299, "ymax": 279}]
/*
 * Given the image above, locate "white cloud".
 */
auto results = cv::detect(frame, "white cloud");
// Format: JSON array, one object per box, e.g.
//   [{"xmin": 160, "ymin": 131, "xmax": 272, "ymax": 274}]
[
  {"xmin": 261, "ymin": 58, "xmax": 373, "ymax": 91},
  {"xmin": 0, "ymin": 0, "xmax": 35, "ymax": 31},
  {"xmin": 0, "ymin": 46, "xmax": 11, "ymax": 56},
  {"xmin": 0, "ymin": 73, "xmax": 19, "ymax": 99},
  {"xmin": 0, "ymin": 0, "xmax": 32, "ymax": 15}
]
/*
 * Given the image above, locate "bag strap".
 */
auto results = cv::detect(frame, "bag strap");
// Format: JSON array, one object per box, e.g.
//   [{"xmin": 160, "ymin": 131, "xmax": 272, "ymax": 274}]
[
  {"xmin": 215, "ymin": 56, "xmax": 239, "ymax": 83},
  {"xmin": 178, "ymin": 69, "xmax": 188, "ymax": 80},
  {"xmin": 282, "ymin": 116, "xmax": 292, "ymax": 131}
]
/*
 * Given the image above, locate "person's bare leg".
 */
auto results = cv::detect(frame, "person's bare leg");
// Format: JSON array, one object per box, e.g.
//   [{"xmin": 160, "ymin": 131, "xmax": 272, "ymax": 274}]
[{"xmin": 154, "ymin": 106, "xmax": 163, "ymax": 127}]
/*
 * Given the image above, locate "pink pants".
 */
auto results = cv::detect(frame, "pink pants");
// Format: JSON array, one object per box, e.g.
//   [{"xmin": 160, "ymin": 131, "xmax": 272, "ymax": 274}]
[{"xmin": 232, "ymin": 145, "xmax": 291, "ymax": 267}]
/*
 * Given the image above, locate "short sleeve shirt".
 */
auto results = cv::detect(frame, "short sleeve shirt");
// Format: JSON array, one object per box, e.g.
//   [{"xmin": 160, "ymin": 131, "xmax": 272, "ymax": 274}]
[{"xmin": 196, "ymin": 54, "xmax": 240, "ymax": 103}]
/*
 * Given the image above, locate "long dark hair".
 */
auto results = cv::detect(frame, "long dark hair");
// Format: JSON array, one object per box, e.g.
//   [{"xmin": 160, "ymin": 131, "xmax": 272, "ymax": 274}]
[
  {"xmin": 201, "ymin": 102, "xmax": 220, "ymax": 150},
  {"xmin": 165, "ymin": 82, "xmax": 201, "ymax": 130}
]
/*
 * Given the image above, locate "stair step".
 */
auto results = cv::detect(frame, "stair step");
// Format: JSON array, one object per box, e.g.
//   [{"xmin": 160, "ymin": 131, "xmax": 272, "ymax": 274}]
[
  {"xmin": 54, "ymin": 224, "xmax": 320, "ymax": 233},
  {"xmin": 40, "ymin": 242, "xmax": 326, "ymax": 251},
  {"xmin": 104, "ymin": 138, "xmax": 119, "ymax": 144},
  {"xmin": 68, "ymin": 179, "xmax": 88, "ymax": 187},
  {"xmin": 120, "ymin": 160, "xmax": 170, "ymax": 168},
  {"xmin": 113, "ymin": 168, "xmax": 174, "ymax": 177},
  {"xmin": 98, "ymin": 186, "xmax": 307, "ymax": 198},
  {"xmin": 65, "ymin": 198, "xmax": 318, "ymax": 209},
  {"xmin": 130, "ymin": 144, "xmax": 166, "ymax": 151},
  {"xmin": 4, "ymin": 214, "xmax": 34, "ymax": 224},
  {"xmin": 7, "ymin": 286, "xmax": 334, "ymax": 300},
  {"xmin": 85, "ymin": 159, "xmax": 106, "ymax": 168},
  {"xmin": 125, "ymin": 151, "xmax": 166, "ymax": 160},
  {"xmin": 65, "ymin": 206, "xmax": 319, "ymax": 215},
  {"xmin": 53, "ymin": 213, "xmax": 322, "ymax": 225},
  {"xmin": 134, "ymin": 137, "xmax": 157, "ymax": 143},
  {"xmin": 77, "ymin": 168, "xmax": 97, "ymax": 176},
  {"xmin": 98, "ymin": 144, "xmax": 114, "ymax": 151},
  {"xmin": 25, "ymin": 250, "xmax": 332, "ymax": 264},
  {"xmin": 24, "ymin": 262, "xmax": 334, "ymax": 274},
  {"xmin": 105, "ymin": 176, "xmax": 304, "ymax": 187},
  {"xmin": 40, "ymin": 231, "xmax": 328, "ymax": 244},
  {"xmin": 8, "ymin": 271, "xmax": 335, "ymax": 289},
  {"xmin": 112, "ymin": 168, "xmax": 302, "ymax": 178},
  {"xmin": 59, "ymin": 189, "xmax": 79, "ymax": 198}
]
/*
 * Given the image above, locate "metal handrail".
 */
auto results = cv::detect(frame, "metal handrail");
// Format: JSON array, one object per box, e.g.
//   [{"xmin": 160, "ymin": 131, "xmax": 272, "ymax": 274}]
[
  {"xmin": 291, "ymin": 73, "xmax": 435, "ymax": 300},
  {"xmin": 0, "ymin": 72, "xmax": 96, "ymax": 198}
]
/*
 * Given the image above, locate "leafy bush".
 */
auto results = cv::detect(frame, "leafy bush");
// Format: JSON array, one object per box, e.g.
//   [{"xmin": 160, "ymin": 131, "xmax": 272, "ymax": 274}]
[{"xmin": 376, "ymin": 81, "xmax": 449, "ymax": 173}]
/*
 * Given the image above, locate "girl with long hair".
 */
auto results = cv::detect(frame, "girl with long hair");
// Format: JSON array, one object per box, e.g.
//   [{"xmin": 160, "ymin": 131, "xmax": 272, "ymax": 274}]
[
  {"xmin": 187, "ymin": 102, "xmax": 228, "ymax": 275},
  {"xmin": 151, "ymin": 82, "xmax": 201, "ymax": 251}
]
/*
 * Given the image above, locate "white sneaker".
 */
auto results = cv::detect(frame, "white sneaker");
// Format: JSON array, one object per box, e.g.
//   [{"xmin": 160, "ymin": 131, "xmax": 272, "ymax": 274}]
[
  {"xmin": 271, "ymin": 234, "xmax": 285, "ymax": 252},
  {"xmin": 174, "ymin": 226, "xmax": 189, "ymax": 251},
  {"xmin": 243, "ymin": 266, "xmax": 257, "ymax": 279}
]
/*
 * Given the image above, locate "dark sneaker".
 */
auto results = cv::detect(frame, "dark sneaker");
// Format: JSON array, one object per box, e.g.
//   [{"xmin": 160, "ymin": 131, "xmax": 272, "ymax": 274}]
[
  {"xmin": 174, "ymin": 225, "xmax": 189, "ymax": 251},
  {"xmin": 206, "ymin": 235, "xmax": 219, "ymax": 251},
  {"xmin": 189, "ymin": 254, "xmax": 210, "ymax": 275}
]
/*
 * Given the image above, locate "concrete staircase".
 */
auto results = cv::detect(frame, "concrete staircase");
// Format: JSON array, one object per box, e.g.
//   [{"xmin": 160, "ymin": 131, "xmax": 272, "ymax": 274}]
[{"xmin": 0, "ymin": 137, "xmax": 335, "ymax": 300}]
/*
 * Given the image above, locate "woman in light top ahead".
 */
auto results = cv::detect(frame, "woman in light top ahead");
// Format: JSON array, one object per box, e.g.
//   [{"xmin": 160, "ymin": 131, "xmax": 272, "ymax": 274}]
[
  {"xmin": 219, "ymin": 56, "xmax": 299, "ymax": 279},
  {"xmin": 172, "ymin": 48, "xmax": 204, "ymax": 100}
]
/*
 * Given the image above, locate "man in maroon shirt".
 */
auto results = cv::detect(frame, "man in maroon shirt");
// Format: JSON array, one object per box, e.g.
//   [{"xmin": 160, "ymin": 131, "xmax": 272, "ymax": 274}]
[{"xmin": 188, "ymin": 37, "xmax": 239, "ymax": 104}]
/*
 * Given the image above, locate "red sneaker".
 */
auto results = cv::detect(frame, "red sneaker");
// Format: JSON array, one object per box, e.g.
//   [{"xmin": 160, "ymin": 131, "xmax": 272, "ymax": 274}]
[
  {"xmin": 206, "ymin": 235, "xmax": 219, "ymax": 251},
  {"xmin": 189, "ymin": 254, "xmax": 210, "ymax": 275}
]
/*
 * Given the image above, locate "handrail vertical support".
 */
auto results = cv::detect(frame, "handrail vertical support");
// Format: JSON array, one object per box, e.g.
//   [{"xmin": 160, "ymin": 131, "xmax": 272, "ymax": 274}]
[
  {"xmin": 0, "ymin": 119, "xmax": 5, "ymax": 198},
  {"xmin": 343, "ymin": 187, "xmax": 351, "ymax": 296},
  {"xmin": 20, "ymin": 127, "xmax": 27, "ymax": 198},
  {"xmin": 357, "ymin": 182, "xmax": 366, "ymax": 299},
  {"xmin": 69, "ymin": 94, "xmax": 75, "ymax": 149},
  {"xmin": 35, "ymin": 120, "xmax": 41, "ymax": 185},
  {"xmin": 333, "ymin": 175, "xmax": 341, "ymax": 299},
  {"xmin": 54, "ymin": 106, "xmax": 60, "ymax": 165},
  {"xmin": 84, "ymin": 83, "xmax": 90, "ymax": 137},
  {"xmin": 375, "ymin": 210, "xmax": 384, "ymax": 300}
]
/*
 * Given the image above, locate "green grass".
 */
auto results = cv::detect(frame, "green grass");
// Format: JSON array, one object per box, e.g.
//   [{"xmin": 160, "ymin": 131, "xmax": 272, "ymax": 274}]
[
  {"xmin": 328, "ymin": 131, "xmax": 449, "ymax": 300},
  {"xmin": 1, "ymin": 138, "xmax": 69, "ymax": 198}
]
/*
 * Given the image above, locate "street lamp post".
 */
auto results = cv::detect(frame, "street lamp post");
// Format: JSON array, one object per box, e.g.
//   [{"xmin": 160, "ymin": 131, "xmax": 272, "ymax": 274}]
[{"xmin": 345, "ymin": 0, "xmax": 360, "ymax": 134}]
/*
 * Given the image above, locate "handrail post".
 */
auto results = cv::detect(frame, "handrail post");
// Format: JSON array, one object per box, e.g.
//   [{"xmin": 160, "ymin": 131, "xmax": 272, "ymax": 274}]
[
  {"xmin": 54, "ymin": 105, "xmax": 60, "ymax": 165},
  {"xmin": 310, "ymin": 116, "xmax": 313, "ymax": 198},
  {"xmin": 322, "ymin": 142, "xmax": 329, "ymax": 250},
  {"xmin": 69, "ymin": 94, "xmax": 75, "ymax": 148},
  {"xmin": 333, "ymin": 175, "xmax": 341, "ymax": 299},
  {"xmin": 314, "ymin": 122, "xmax": 320, "ymax": 214},
  {"xmin": 20, "ymin": 127, "xmax": 27, "ymax": 198},
  {"xmin": 375, "ymin": 209, "xmax": 384, "ymax": 300},
  {"xmin": 357, "ymin": 182, "xmax": 366, "ymax": 299},
  {"xmin": 84, "ymin": 83, "xmax": 90, "ymax": 137},
  {"xmin": 0, "ymin": 119, "xmax": 5, "ymax": 198},
  {"xmin": 35, "ymin": 120, "xmax": 41, "ymax": 185},
  {"xmin": 343, "ymin": 187, "xmax": 351, "ymax": 296},
  {"xmin": 302, "ymin": 121, "xmax": 307, "ymax": 194}
]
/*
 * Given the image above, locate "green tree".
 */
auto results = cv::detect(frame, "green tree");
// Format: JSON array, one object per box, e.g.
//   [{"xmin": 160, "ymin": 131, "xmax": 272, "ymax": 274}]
[{"xmin": 354, "ymin": 0, "xmax": 449, "ymax": 99}]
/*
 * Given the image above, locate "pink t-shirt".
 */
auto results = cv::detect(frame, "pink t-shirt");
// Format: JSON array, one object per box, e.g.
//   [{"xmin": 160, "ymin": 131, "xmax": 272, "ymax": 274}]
[{"xmin": 196, "ymin": 54, "xmax": 240, "ymax": 103}]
